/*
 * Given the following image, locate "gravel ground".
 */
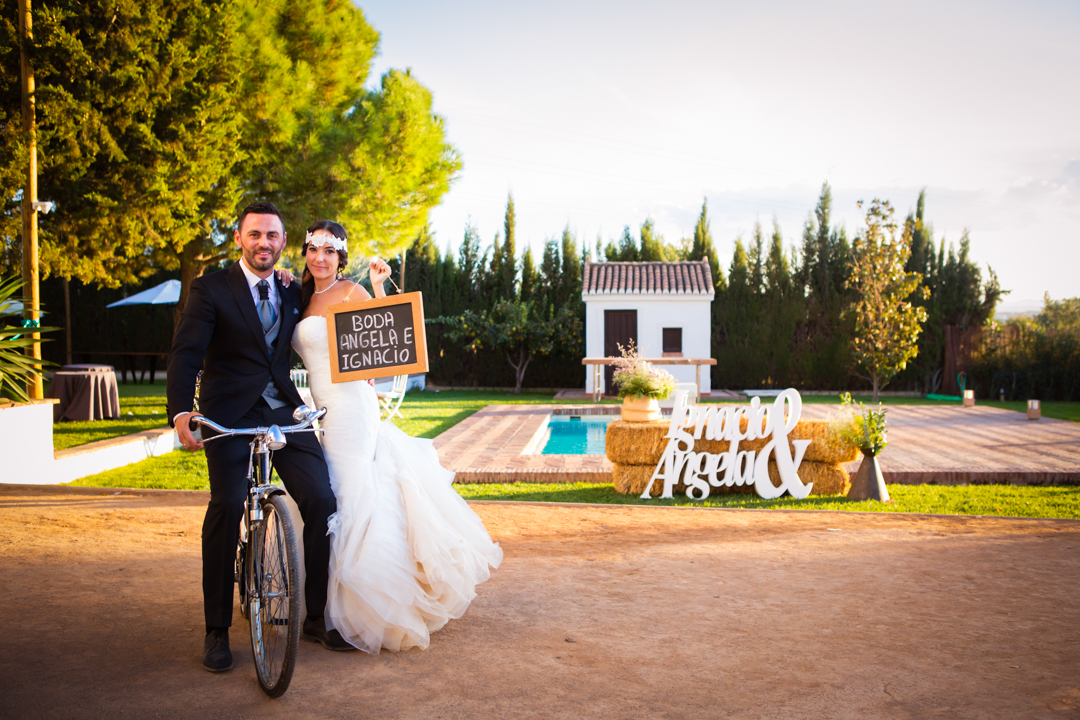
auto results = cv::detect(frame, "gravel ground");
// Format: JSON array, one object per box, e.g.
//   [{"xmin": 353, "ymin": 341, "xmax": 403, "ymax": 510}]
[{"xmin": 1, "ymin": 484, "xmax": 1079, "ymax": 719}]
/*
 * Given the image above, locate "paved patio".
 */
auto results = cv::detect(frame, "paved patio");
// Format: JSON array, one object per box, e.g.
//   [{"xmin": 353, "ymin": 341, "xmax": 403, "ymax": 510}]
[
  {"xmin": 434, "ymin": 403, "xmax": 1080, "ymax": 486},
  {"xmin": 799, "ymin": 404, "xmax": 1080, "ymax": 485},
  {"xmin": 433, "ymin": 405, "xmax": 616, "ymax": 483}
]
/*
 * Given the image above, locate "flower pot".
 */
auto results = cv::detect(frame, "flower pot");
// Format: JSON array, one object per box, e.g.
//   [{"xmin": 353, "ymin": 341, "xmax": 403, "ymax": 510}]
[
  {"xmin": 621, "ymin": 396, "xmax": 661, "ymax": 422},
  {"xmin": 0, "ymin": 399, "xmax": 60, "ymax": 485},
  {"xmin": 846, "ymin": 448, "xmax": 889, "ymax": 502}
]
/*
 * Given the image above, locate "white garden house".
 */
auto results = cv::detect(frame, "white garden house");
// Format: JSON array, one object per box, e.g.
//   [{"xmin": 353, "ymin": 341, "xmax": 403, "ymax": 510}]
[{"xmin": 582, "ymin": 260, "xmax": 715, "ymax": 396}]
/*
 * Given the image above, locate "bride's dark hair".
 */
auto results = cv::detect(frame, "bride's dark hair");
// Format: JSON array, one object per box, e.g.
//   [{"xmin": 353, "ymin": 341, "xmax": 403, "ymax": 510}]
[{"xmin": 301, "ymin": 220, "xmax": 349, "ymax": 308}]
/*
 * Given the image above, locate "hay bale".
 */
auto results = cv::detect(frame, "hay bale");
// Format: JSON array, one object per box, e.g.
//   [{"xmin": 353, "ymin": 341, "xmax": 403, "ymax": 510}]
[
  {"xmin": 612, "ymin": 464, "xmax": 676, "ymax": 496},
  {"xmin": 695, "ymin": 418, "xmax": 858, "ymax": 464},
  {"xmin": 605, "ymin": 420, "xmax": 669, "ymax": 466},
  {"xmin": 614, "ymin": 459, "xmax": 849, "ymax": 497},
  {"xmin": 607, "ymin": 414, "xmax": 858, "ymax": 468},
  {"xmin": 767, "ymin": 461, "xmax": 850, "ymax": 496}
]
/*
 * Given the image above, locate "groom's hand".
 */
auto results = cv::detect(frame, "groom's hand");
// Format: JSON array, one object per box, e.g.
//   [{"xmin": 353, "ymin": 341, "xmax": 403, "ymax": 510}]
[{"xmin": 175, "ymin": 412, "xmax": 205, "ymax": 451}]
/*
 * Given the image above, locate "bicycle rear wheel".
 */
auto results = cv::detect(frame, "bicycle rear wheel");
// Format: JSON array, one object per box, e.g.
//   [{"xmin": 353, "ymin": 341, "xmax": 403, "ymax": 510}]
[{"xmin": 248, "ymin": 493, "xmax": 300, "ymax": 697}]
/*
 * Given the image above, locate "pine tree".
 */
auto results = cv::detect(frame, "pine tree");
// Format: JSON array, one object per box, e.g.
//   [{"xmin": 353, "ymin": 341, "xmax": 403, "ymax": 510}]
[{"xmin": 0, "ymin": 0, "xmax": 244, "ymax": 294}]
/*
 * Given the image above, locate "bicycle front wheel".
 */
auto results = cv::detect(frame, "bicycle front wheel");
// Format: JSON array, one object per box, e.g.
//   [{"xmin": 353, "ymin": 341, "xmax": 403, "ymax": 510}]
[{"xmin": 248, "ymin": 493, "xmax": 301, "ymax": 698}]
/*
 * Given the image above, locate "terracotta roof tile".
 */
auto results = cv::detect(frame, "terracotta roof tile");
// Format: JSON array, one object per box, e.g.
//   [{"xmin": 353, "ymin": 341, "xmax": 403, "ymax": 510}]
[{"xmin": 582, "ymin": 261, "xmax": 714, "ymax": 296}]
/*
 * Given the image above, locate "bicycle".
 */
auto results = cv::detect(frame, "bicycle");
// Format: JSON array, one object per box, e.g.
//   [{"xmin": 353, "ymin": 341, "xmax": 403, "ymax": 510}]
[{"xmin": 192, "ymin": 405, "xmax": 326, "ymax": 698}]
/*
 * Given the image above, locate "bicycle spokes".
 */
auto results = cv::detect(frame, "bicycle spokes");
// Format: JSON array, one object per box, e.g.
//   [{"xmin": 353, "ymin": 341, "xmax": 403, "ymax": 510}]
[{"xmin": 245, "ymin": 496, "xmax": 295, "ymax": 699}]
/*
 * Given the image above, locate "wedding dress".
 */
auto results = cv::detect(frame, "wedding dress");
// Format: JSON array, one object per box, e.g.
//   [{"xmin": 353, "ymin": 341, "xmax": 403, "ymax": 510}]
[{"xmin": 292, "ymin": 316, "xmax": 502, "ymax": 653}]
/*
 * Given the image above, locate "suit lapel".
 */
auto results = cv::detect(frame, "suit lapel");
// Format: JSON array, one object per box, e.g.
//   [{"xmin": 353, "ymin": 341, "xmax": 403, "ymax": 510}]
[
  {"xmin": 226, "ymin": 262, "xmax": 272, "ymax": 362},
  {"xmin": 273, "ymin": 275, "xmax": 298, "ymax": 362}
]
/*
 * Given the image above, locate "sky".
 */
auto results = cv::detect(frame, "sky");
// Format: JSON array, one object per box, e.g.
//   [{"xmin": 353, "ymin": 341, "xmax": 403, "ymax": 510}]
[{"xmin": 359, "ymin": 0, "xmax": 1079, "ymax": 313}]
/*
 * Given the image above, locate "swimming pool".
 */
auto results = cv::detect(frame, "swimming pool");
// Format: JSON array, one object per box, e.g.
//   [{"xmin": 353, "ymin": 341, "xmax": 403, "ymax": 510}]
[{"xmin": 541, "ymin": 416, "xmax": 613, "ymax": 455}]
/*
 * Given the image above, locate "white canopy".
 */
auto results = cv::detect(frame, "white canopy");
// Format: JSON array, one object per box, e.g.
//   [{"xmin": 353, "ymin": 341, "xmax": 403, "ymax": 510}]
[{"xmin": 106, "ymin": 279, "xmax": 180, "ymax": 308}]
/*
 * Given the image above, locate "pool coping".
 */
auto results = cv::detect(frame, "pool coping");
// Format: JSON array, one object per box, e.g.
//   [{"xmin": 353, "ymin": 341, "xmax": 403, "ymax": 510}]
[{"xmin": 528, "ymin": 411, "xmax": 619, "ymax": 457}]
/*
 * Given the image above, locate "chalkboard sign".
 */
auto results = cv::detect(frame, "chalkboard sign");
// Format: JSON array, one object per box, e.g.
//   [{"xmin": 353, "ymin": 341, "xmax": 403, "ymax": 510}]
[{"xmin": 325, "ymin": 292, "xmax": 429, "ymax": 383}]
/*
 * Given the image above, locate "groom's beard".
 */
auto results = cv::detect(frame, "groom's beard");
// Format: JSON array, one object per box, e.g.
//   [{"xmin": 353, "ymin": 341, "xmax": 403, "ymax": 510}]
[{"xmin": 243, "ymin": 245, "xmax": 282, "ymax": 273}]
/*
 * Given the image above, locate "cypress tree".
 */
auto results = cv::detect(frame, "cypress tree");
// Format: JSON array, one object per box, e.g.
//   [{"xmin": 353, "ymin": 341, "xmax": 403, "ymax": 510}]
[
  {"xmin": 500, "ymin": 194, "xmax": 517, "ymax": 297},
  {"xmin": 539, "ymin": 236, "xmax": 561, "ymax": 310},
  {"xmin": 639, "ymin": 219, "xmax": 666, "ymax": 261},
  {"xmin": 558, "ymin": 226, "xmax": 581, "ymax": 308},
  {"xmin": 690, "ymin": 199, "xmax": 723, "ymax": 289},
  {"xmin": 520, "ymin": 246, "xmax": 537, "ymax": 304}
]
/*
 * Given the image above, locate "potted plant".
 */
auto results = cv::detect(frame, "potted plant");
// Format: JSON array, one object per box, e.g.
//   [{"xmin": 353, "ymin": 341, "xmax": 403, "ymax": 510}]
[
  {"xmin": 828, "ymin": 392, "xmax": 891, "ymax": 501},
  {"xmin": 611, "ymin": 342, "xmax": 676, "ymax": 422},
  {"xmin": 0, "ymin": 275, "xmax": 56, "ymax": 403},
  {"xmin": 1, "ymin": 276, "xmax": 59, "ymax": 484}
]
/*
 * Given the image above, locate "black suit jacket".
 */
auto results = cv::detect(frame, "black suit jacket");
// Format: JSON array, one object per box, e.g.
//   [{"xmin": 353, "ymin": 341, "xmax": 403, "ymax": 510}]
[{"xmin": 167, "ymin": 262, "xmax": 304, "ymax": 428}]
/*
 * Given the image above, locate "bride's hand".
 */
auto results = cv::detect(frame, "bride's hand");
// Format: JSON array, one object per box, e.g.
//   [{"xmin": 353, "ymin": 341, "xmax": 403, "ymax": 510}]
[
  {"xmin": 276, "ymin": 267, "xmax": 296, "ymax": 287},
  {"xmin": 369, "ymin": 258, "xmax": 391, "ymax": 286}
]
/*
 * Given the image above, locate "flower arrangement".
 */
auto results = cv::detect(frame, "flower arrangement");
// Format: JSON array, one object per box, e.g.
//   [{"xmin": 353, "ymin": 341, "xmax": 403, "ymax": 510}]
[
  {"xmin": 827, "ymin": 392, "xmax": 889, "ymax": 456},
  {"xmin": 611, "ymin": 342, "xmax": 676, "ymax": 400}
]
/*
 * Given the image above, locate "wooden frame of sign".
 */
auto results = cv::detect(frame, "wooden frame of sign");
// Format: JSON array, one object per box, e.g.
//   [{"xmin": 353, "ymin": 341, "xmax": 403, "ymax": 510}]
[{"xmin": 325, "ymin": 291, "xmax": 429, "ymax": 383}]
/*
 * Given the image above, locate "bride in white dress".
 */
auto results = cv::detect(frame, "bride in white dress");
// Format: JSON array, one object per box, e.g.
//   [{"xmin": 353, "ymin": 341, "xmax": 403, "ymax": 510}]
[{"xmin": 290, "ymin": 221, "xmax": 502, "ymax": 653}]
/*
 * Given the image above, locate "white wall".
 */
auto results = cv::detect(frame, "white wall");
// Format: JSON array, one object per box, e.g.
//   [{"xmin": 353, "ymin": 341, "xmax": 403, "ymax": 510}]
[{"xmin": 584, "ymin": 295, "xmax": 712, "ymax": 395}]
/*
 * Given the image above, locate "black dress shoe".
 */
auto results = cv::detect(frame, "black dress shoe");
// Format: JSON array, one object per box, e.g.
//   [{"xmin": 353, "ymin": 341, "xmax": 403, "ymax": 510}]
[
  {"xmin": 203, "ymin": 628, "xmax": 234, "ymax": 672},
  {"xmin": 302, "ymin": 617, "xmax": 357, "ymax": 651}
]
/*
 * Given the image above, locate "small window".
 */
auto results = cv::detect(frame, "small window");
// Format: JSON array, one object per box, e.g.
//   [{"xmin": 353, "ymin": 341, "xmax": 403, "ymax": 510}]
[{"xmin": 662, "ymin": 327, "xmax": 683, "ymax": 355}]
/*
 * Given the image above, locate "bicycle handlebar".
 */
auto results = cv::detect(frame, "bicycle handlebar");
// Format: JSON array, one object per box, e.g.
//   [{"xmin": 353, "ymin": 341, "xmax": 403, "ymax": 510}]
[{"xmin": 190, "ymin": 407, "xmax": 327, "ymax": 440}]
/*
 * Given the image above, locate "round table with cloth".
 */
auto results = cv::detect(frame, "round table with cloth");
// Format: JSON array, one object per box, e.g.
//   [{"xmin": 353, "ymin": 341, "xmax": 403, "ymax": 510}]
[{"xmin": 46, "ymin": 364, "xmax": 121, "ymax": 422}]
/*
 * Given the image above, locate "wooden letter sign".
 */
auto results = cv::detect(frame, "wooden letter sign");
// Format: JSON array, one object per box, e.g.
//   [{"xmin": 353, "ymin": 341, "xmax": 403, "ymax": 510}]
[{"xmin": 326, "ymin": 292, "xmax": 429, "ymax": 382}]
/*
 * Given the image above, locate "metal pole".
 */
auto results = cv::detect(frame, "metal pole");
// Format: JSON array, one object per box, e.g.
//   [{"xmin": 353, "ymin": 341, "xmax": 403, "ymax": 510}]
[{"xmin": 18, "ymin": 0, "xmax": 43, "ymax": 399}]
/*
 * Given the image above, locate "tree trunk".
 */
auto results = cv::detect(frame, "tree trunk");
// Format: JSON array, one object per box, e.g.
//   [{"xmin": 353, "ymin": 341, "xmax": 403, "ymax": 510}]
[
  {"xmin": 174, "ymin": 245, "xmax": 217, "ymax": 331},
  {"xmin": 62, "ymin": 277, "xmax": 72, "ymax": 366},
  {"xmin": 506, "ymin": 347, "xmax": 532, "ymax": 395},
  {"xmin": 871, "ymin": 374, "xmax": 880, "ymax": 403}
]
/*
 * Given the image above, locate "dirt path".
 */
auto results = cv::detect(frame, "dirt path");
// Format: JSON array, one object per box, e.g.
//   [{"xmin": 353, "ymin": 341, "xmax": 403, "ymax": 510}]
[{"xmin": 1, "ymin": 485, "xmax": 1079, "ymax": 719}]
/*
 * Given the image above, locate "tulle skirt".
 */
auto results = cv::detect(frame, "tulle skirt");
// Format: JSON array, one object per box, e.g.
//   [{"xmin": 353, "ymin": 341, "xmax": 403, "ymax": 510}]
[{"xmin": 323, "ymin": 421, "xmax": 502, "ymax": 653}]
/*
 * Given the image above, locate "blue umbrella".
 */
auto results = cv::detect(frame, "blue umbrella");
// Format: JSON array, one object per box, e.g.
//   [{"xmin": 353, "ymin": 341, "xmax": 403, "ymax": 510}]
[{"xmin": 106, "ymin": 279, "xmax": 181, "ymax": 308}]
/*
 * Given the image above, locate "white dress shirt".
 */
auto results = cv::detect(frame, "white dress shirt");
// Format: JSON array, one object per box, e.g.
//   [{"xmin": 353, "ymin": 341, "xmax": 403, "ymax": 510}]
[{"xmin": 239, "ymin": 257, "xmax": 280, "ymax": 313}]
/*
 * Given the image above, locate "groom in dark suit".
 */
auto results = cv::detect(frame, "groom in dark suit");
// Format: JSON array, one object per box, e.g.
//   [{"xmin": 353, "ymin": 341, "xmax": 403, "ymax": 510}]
[{"xmin": 168, "ymin": 201, "xmax": 354, "ymax": 672}]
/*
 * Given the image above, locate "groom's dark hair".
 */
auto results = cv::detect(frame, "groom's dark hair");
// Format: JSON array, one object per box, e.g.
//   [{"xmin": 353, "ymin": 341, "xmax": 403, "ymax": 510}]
[{"xmin": 237, "ymin": 201, "xmax": 284, "ymax": 234}]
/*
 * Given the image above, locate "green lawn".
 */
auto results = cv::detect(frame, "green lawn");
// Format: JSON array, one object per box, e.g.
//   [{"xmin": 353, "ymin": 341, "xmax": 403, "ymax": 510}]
[
  {"xmin": 69, "ymin": 448, "xmax": 211, "ymax": 490},
  {"xmin": 51, "ymin": 382, "xmax": 169, "ymax": 451},
  {"xmin": 455, "ymin": 482, "xmax": 1080, "ymax": 519},
  {"xmin": 69, "ymin": 457, "xmax": 1080, "ymax": 519}
]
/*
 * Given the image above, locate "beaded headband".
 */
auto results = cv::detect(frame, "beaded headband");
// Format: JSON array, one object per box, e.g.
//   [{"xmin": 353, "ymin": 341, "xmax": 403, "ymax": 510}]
[{"xmin": 305, "ymin": 231, "xmax": 347, "ymax": 253}]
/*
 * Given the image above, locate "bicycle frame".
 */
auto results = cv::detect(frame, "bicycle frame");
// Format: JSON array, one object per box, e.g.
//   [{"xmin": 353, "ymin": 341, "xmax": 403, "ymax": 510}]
[{"xmin": 193, "ymin": 406, "xmax": 325, "ymax": 697}]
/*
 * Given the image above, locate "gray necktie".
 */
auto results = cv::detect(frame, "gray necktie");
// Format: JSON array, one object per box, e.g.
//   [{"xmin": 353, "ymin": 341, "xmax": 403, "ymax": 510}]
[
  {"xmin": 257, "ymin": 280, "xmax": 278, "ymax": 336},
  {"xmin": 256, "ymin": 279, "xmax": 286, "ymax": 409}
]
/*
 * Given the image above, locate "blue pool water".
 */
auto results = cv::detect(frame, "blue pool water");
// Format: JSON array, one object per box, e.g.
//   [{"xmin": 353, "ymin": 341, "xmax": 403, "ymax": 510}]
[{"xmin": 541, "ymin": 416, "xmax": 613, "ymax": 455}]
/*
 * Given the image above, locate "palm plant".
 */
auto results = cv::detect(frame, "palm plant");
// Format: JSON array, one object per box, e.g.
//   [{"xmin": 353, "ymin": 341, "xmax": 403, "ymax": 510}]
[{"xmin": 0, "ymin": 276, "xmax": 56, "ymax": 403}]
